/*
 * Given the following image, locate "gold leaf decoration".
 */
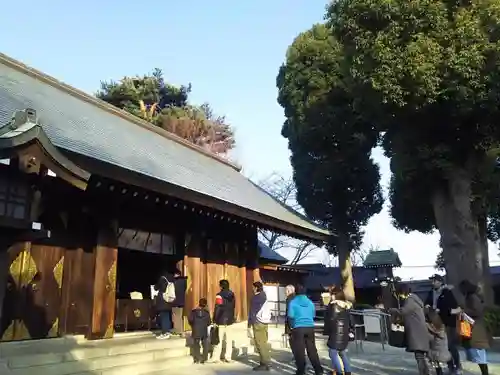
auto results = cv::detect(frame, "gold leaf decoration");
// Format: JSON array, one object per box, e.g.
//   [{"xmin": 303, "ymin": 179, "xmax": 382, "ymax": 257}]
[
  {"xmin": 53, "ymin": 256, "xmax": 64, "ymax": 290},
  {"xmin": 48, "ymin": 318, "xmax": 59, "ymax": 337},
  {"xmin": 104, "ymin": 323, "xmax": 113, "ymax": 339},
  {"xmin": 14, "ymin": 320, "xmax": 30, "ymax": 341},
  {"xmin": 1, "ymin": 321, "xmax": 14, "ymax": 341},
  {"xmin": 9, "ymin": 252, "xmax": 24, "ymax": 288},
  {"xmin": 107, "ymin": 260, "xmax": 117, "ymax": 293},
  {"xmin": 20, "ymin": 251, "xmax": 38, "ymax": 288}
]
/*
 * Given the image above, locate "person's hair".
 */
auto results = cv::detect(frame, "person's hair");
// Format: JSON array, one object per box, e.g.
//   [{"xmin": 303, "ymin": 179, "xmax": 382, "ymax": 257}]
[
  {"xmin": 427, "ymin": 309, "xmax": 443, "ymax": 330},
  {"xmin": 295, "ymin": 284, "xmax": 306, "ymax": 295},
  {"xmin": 199, "ymin": 298, "xmax": 207, "ymax": 308},
  {"xmin": 219, "ymin": 279, "xmax": 230, "ymax": 290},
  {"xmin": 253, "ymin": 281, "xmax": 264, "ymax": 292},
  {"xmin": 285, "ymin": 285, "xmax": 295, "ymax": 295}
]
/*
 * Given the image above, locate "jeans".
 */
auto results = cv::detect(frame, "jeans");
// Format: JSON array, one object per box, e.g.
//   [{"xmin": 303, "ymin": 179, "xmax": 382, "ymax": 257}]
[
  {"xmin": 158, "ymin": 311, "xmax": 172, "ymax": 334},
  {"xmin": 290, "ymin": 327, "xmax": 324, "ymax": 375},
  {"xmin": 414, "ymin": 350, "xmax": 430, "ymax": 375},
  {"xmin": 328, "ymin": 348, "xmax": 351, "ymax": 373},
  {"xmin": 445, "ymin": 326, "xmax": 462, "ymax": 370}
]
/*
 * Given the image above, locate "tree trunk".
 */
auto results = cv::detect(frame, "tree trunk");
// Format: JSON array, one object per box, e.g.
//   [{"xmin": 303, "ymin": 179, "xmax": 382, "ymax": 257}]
[
  {"xmin": 337, "ymin": 234, "xmax": 355, "ymax": 302},
  {"xmin": 431, "ymin": 168, "xmax": 483, "ymax": 288},
  {"xmin": 478, "ymin": 215, "xmax": 493, "ymax": 305}
]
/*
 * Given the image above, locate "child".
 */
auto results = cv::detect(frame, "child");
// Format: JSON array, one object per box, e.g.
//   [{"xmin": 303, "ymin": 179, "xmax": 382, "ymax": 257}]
[
  {"xmin": 426, "ymin": 309, "xmax": 451, "ymax": 375},
  {"xmin": 323, "ymin": 287, "xmax": 353, "ymax": 375},
  {"xmin": 188, "ymin": 298, "xmax": 211, "ymax": 364}
]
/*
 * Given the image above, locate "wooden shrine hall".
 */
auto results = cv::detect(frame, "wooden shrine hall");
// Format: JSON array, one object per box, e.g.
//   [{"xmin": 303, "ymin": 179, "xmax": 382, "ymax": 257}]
[{"xmin": 0, "ymin": 53, "xmax": 331, "ymax": 342}]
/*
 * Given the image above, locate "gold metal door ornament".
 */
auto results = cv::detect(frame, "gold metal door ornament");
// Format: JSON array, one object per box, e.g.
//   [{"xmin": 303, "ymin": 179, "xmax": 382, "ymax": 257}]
[
  {"xmin": 53, "ymin": 256, "xmax": 64, "ymax": 290},
  {"xmin": 107, "ymin": 260, "xmax": 117, "ymax": 293}
]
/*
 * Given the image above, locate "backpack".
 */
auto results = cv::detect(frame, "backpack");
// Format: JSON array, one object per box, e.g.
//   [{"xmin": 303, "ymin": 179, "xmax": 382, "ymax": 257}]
[{"xmin": 161, "ymin": 277, "xmax": 176, "ymax": 303}]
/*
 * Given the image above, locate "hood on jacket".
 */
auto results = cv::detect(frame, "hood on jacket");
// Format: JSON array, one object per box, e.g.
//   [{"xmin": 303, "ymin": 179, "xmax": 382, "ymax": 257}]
[{"xmin": 409, "ymin": 293, "xmax": 424, "ymax": 308}]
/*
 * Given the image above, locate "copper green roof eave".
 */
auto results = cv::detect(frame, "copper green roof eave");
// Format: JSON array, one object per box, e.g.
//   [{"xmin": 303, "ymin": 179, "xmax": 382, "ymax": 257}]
[{"xmin": 0, "ymin": 53, "xmax": 332, "ymax": 242}]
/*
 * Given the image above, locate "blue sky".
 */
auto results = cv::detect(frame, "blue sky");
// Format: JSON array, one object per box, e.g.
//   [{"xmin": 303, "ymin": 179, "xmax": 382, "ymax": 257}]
[{"xmin": 2, "ymin": 0, "xmax": 498, "ymax": 279}]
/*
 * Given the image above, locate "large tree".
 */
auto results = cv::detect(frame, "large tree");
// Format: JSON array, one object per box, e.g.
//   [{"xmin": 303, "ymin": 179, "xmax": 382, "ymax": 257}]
[
  {"xmin": 322, "ymin": 0, "xmax": 500, "ymax": 290},
  {"xmin": 96, "ymin": 69, "xmax": 235, "ymax": 154},
  {"xmin": 277, "ymin": 24, "xmax": 384, "ymax": 300}
]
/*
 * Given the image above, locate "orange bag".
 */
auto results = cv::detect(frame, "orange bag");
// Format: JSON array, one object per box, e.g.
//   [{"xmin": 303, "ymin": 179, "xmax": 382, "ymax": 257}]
[{"xmin": 458, "ymin": 318, "xmax": 472, "ymax": 339}]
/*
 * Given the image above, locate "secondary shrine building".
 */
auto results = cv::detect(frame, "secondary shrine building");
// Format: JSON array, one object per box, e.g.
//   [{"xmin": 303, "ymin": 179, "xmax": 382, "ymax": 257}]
[{"xmin": 0, "ymin": 54, "xmax": 330, "ymax": 342}]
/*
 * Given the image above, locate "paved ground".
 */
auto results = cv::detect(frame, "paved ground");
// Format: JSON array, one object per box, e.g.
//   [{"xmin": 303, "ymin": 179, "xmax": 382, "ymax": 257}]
[{"xmin": 150, "ymin": 341, "xmax": 500, "ymax": 375}]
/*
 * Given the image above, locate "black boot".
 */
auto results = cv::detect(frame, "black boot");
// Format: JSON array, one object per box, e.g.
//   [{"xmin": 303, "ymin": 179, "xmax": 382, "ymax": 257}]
[
  {"xmin": 253, "ymin": 364, "xmax": 270, "ymax": 371},
  {"xmin": 479, "ymin": 363, "xmax": 489, "ymax": 375}
]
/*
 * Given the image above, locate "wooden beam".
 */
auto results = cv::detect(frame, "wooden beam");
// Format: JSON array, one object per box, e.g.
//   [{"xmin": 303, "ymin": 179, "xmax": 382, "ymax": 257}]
[{"xmin": 89, "ymin": 220, "xmax": 118, "ymax": 340}]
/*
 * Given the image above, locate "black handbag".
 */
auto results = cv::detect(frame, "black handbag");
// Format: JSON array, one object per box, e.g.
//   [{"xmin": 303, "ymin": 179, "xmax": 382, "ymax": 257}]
[{"xmin": 210, "ymin": 326, "xmax": 220, "ymax": 346}]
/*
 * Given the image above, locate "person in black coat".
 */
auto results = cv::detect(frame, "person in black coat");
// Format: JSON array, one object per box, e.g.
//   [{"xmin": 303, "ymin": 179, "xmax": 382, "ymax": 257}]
[
  {"xmin": 210, "ymin": 279, "xmax": 236, "ymax": 363},
  {"xmin": 171, "ymin": 269, "xmax": 187, "ymax": 335},
  {"xmin": 424, "ymin": 274, "xmax": 462, "ymax": 373},
  {"xmin": 154, "ymin": 272, "xmax": 173, "ymax": 339},
  {"xmin": 188, "ymin": 298, "xmax": 211, "ymax": 364},
  {"xmin": 323, "ymin": 288, "xmax": 353, "ymax": 375}
]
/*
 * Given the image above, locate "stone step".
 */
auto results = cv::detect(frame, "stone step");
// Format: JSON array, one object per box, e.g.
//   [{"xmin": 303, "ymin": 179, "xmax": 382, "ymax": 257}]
[
  {"xmin": 0, "ymin": 332, "xmax": 186, "ymax": 359},
  {"xmin": 6, "ymin": 343, "xmax": 191, "ymax": 375}
]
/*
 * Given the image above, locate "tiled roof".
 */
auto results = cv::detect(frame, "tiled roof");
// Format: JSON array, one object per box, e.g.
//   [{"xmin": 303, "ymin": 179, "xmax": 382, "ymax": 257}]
[
  {"xmin": 258, "ymin": 241, "xmax": 288, "ymax": 264},
  {"xmin": 303, "ymin": 266, "xmax": 378, "ymax": 289},
  {"xmin": 364, "ymin": 249, "xmax": 402, "ymax": 268},
  {"xmin": 0, "ymin": 54, "xmax": 331, "ymax": 240}
]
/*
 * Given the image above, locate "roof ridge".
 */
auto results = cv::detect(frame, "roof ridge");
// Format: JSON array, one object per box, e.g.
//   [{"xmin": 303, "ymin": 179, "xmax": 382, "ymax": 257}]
[{"xmin": 0, "ymin": 53, "xmax": 242, "ymax": 171}]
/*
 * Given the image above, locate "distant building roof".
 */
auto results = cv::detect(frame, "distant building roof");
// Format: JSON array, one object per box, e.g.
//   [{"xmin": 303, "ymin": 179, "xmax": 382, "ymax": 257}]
[
  {"xmin": 304, "ymin": 266, "xmax": 378, "ymax": 290},
  {"xmin": 364, "ymin": 249, "xmax": 402, "ymax": 268},
  {"xmin": 258, "ymin": 241, "xmax": 288, "ymax": 265}
]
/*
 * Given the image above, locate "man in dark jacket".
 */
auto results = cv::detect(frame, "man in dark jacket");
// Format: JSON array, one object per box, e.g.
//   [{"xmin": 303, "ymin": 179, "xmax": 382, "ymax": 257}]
[
  {"xmin": 401, "ymin": 284, "xmax": 431, "ymax": 375},
  {"xmin": 154, "ymin": 272, "xmax": 173, "ymax": 339},
  {"xmin": 188, "ymin": 298, "xmax": 211, "ymax": 364},
  {"xmin": 171, "ymin": 269, "xmax": 187, "ymax": 335},
  {"xmin": 425, "ymin": 274, "xmax": 462, "ymax": 373},
  {"xmin": 248, "ymin": 281, "xmax": 271, "ymax": 371},
  {"xmin": 210, "ymin": 279, "xmax": 236, "ymax": 363}
]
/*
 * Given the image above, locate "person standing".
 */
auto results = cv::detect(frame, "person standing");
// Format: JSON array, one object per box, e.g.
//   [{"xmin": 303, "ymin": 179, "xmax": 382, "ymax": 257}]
[
  {"xmin": 171, "ymin": 269, "xmax": 187, "ymax": 336},
  {"xmin": 210, "ymin": 279, "xmax": 236, "ymax": 363},
  {"xmin": 459, "ymin": 280, "xmax": 490, "ymax": 375},
  {"xmin": 188, "ymin": 298, "xmax": 211, "ymax": 364},
  {"xmin": 426, "ymin": 309, "xmax": 451, "ymax": 375},
  {"xmin": 400, "ymin": 284, "xmax": 431, "ymax": 375},
  {"xmin": 287, "ymin": 284, "xmax": 324, "ymax": 375},
  {"xmin": 284, "ymin": 284, "xmax": 296, "ymax": 344},
  {"xmin": 323, "ymin": 287, "xmax": 352, "ymax": 375},
  {"xmin": 154, "ymin": 272, "xmax": 175, "ymax": 339},
  {"xmin": 425, "ymin": 274, "xmax": 462, "ymax": 374},
  {"xmin": 248, "ymin": 281, "xmax": 272, "ymax": 371}
]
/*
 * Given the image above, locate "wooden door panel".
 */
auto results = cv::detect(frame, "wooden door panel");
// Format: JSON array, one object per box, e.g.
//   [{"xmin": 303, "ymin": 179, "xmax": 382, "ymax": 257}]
[
  {"xmin": 1, "ymin": 242, "xmax": 28, "ymax": 341},
  {"xmin": 26, "ymin": 245, "xmax": 64, "ymax": 339},
  {"xmin": 60, "ymin": 247, "xmax": 95, "ymax": 335},
  {"xmin": 90, "ymin": 243, "xmax": 117, "ymax": 340}
]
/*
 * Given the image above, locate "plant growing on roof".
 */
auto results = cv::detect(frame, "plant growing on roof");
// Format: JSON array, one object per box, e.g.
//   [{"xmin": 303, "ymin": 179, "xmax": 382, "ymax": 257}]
[{"xmin": 96, "ymin": 69, "xmax": 235, "ymax": 155}]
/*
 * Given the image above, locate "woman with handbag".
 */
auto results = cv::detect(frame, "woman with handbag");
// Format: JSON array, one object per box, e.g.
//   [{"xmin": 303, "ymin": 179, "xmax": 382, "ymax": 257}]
[{"xmin": 458, "ymin": 280, "xmax": 489, "ymax": 375}]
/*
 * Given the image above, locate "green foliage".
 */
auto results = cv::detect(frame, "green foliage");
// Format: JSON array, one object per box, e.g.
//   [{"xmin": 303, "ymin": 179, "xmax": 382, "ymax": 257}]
[
  {"xmin": 485, "ymin": 306, "xmax": 500, "ymax": 336},
  {"xmin": 96, "ymin": 69, "xmax": 234, "ymax": 154},
  {"xmin": 322, "ymin": 0, "xmax": 500, "ymax": 256},
  {"xmin": 277, "ymin": 24, "xmax": 384, "ymax": 254}
]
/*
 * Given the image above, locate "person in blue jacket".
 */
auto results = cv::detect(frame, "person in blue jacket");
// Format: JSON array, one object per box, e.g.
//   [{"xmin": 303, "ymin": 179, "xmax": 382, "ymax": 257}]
[{"xmin": 287, "ymin": 284, "xmax": 324, "ymax": 375}]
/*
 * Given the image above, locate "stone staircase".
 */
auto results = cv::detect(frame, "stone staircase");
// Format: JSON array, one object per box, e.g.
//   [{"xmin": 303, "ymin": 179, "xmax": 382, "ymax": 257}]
[
  {"xmin": 0, "ymin": 332, "xmax": 194, "ymax": 375},
  {"xmin": 0, "ymin": 324, "xmax": 288, "ymax": 375}
]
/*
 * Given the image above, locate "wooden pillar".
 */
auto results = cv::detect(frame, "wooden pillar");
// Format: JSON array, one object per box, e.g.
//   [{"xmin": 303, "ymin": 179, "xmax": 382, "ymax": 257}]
[
  {"xmin": 246, "ymin": 234, "xmax": 261, "ymax": 313},
  {"xmin": 184, "ymin": 233, "xmax": 203, "ymax": 330},
  {"xmin": 225, "ymin": 242, "xmax": 241, "ymax": 321},
  {"xmin": 89, "ymin": 220, "xmax": 118, "ymax": 340},
  {"xmin": 238, "ymin": 242, "xmax": 248, "ymax": 322}
]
